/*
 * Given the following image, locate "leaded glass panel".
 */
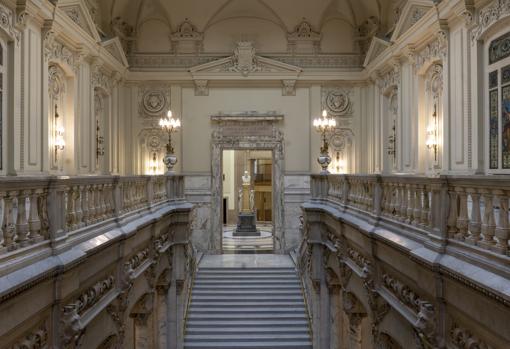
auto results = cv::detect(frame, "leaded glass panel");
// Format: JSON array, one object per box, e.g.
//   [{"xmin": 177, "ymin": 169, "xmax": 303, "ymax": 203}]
[
  {"xmin": 502, "ymin": 85, "xmax": 510, "ymax": 168},
  {"xmin": 490, "ymin": 90, "xmax": 499, "ymax": 169}
]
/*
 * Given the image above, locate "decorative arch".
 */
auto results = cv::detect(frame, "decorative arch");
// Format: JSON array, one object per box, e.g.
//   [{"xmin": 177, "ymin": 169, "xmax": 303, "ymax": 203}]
[
  {"xmin": 375, "ymin": 332, "xmax": 404, "ymax": 349},
  {"xmin": 96, "ymin": 334, "xmax": 118, "ymax": 349}
]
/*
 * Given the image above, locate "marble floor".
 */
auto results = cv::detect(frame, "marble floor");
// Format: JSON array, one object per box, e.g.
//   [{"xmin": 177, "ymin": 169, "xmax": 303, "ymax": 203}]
[
  {"xmin": 199, "ymin": 253, "xmax": 295, "ymax": 268},
  {"xmin": 222, "ymin": 224, "xmax": 274, "ymax": 254}
]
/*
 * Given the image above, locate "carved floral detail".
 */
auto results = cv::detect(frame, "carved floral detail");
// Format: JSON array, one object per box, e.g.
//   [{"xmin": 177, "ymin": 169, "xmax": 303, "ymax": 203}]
[
  {"xmin": 125, "ymin": 247, "xmax": 150, "ymax": 272},
  {"xmin": 451, "ymin": 323, "xmax": 493, "ymax": 349},
  {"xmin": 10, "ymin": 325, "xmax": 48, "ymax": 349},
  {"xmin": 382, "ymin": 272, "xmax": 422, "ymax": 312},
  {"xmin": 65, "ymin": 275, "xmax": 116, "ymax": 315}
]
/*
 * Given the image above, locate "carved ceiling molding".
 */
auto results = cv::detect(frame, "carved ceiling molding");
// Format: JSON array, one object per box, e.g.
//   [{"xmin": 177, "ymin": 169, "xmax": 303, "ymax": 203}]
[{"xmin": 128, "ymin": 53, "xmax": 363, "ymax": 71}]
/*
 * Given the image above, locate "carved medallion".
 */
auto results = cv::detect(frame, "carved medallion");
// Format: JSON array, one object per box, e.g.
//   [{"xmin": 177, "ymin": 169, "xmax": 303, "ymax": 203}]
[
  {"xmin": 142, "ymin": 91, "xmax": 166, "ymax": 115},
  {"xmin": 322, "ymin": 88, "xmax": 353, "ymax": 116}
]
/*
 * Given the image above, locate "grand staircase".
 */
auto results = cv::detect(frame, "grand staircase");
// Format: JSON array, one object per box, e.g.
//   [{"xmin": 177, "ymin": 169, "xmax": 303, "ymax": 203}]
[{"xmin": 183, "ymin": 257, "xmax": 312, "ymax": 349}]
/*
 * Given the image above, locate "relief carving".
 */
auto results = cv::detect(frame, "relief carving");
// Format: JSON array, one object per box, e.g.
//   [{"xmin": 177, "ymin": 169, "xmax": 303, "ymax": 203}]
[
  {"xmin": 10, "ymin": 325, "xmax": 48, "ymax": 349},
  {"xmin": 139, "ymin": 85, "xmax": 170, "ymax": 117},
  {"xmin": 322, "ymin": 87, "xmax": 353, "ymax": 116}
]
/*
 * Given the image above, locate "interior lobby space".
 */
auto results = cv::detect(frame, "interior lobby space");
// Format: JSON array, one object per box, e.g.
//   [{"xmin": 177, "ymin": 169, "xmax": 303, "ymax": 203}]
[
  {"xmin": 1, "ymin": 0, "xmax": 510, "ymax": 348},
  {"xmin": 222, "ymin": 150, "xmax": 274, "ymax": 253}
]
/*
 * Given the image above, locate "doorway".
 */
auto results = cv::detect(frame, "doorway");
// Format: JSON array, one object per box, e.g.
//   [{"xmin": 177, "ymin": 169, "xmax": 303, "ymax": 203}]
[{"xmin": 222, "ymin": 149, "xmax": 273, "ymax": 253}]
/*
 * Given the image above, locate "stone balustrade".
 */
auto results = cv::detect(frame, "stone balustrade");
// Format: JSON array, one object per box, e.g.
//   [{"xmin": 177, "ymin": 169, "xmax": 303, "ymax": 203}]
[
  {"xmin": 311, "ymin": 174, "xmax": 510, "ymax": 259},
  {"xmin": 303, "ymin": 174, "xmax": 510, "ymax": 349},
  {"xmin": 0, "ymin": 175, "xmax": 185, "ymax": 275}
]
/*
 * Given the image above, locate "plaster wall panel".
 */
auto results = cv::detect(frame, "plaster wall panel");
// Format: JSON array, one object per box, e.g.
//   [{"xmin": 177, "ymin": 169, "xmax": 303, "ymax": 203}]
[{"xmin": 181, "ymin": 86, "xmax": 311, "ymax": 173}]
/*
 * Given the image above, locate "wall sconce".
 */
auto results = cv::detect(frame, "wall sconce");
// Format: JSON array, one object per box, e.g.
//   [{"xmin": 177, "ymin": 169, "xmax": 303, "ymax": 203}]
[
  {"xmin": 313, "ymin": 109, "xmax": 336, "ymax": 174},
  {"xmin": 387, "ymin": 119, "xmax": 396, "ymax": 163},
  {"xmin": 96, "ymin": 119, "xmax": 104, "ymax": 162},
  {"xmin": 426, "ymin": 103, "xmax": 439, "ymax": 161},
  {"xmin": 54, "ymin": 105, "xmax": 65, "ymax": 161},
  {"xmin": 159, "ymin": 110, "xmax": 181, "ymax": 173},
  {"xmin": 149, "ymin": 152, "xmax": 158, "ymax": 174}
]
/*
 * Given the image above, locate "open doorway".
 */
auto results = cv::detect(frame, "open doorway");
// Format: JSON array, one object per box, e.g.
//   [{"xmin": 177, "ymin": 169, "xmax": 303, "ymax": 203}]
[{"xmin": 222, "ymin": 149, "xmax": 273, "ymax": 253}]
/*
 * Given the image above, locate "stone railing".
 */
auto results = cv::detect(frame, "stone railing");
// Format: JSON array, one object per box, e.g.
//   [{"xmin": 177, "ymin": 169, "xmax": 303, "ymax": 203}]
[
  {"xmin": 0, "ymin": 175, "xmax": 185, "ymax": 275},
  {"xmin": 311, "ymin": 174, "xmax": 510, "ymax": 260}
]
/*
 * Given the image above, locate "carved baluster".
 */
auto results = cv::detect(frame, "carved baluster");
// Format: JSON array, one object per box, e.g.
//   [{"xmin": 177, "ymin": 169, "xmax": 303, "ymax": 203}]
[
  {"xmin": 399, "ymin": 184, "xmax": 408, "ymax": 222},
  {"xmin": 37, "ymin": 191, "xmax": 50, "ymax": 239},
  {"xmin": 74, "ymin": 186, "xmax": 83, "ymax": 227},
  {"xmin": 466, "ymin": 190, "xmax": 481, "ymax": 244},
  {"xmin": 94, "ymin": 184, "xmax": 102, "ymax": 221},
  {"xmin": 456, "ymin": 188, "xmax": 469, "ymax": 241},
  {"xmin": 494, "ymin": 191, "xmax": 509, "ymax": 254},
  {"xmin": 406, "ymin": 184, "xmax": 415, "ymax": 224},
  {"xmin": 447, "ymin": 189, "xmax": 458, "ymax": 239},
  {"xmin": 388, "ymin": 183, "xmax": 398, "ymax": 217},
  {"xmin": 81, "ymin": 186, "xmax": 89, "ymax": 225},
  {"xmin": 99, "ymin": 184, "xmax": 107, "ymax": 219},
  {"xmin": 480, "ymin": 190, "xmax": 496, "ymax": 249},
  {"xmin": 421, "ymin": 187, "xmax": 430, "ymax": 227},
  {"xmin": 413, "ymin": 185, "xmax": 422, "ymax": 226},
  {"xmin": 391, "ymin": 183, "xmax": 399, "ymax": 218},
  {"xmin": 28, "ymin": 189, "xmax": 43, "ymax": 242},
  {"xmin": 15, "ymin": 191, "xmax": 30, "ymax": 247},
  {"xmin": 66, "ymin": 186, "xmax": 76, "ymax": 230},
  {"xmin": 2, "ymin": 192, "xmax": 17, "ymax": 251},
  {"xmin": 88, "ymin": 185, "xmax": 96, "ymax": 223}
]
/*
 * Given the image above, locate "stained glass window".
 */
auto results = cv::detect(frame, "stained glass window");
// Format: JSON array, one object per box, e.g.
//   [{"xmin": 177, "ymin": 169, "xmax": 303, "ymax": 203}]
[
  {"xmin": 490, "ymin": 71, "xmax": 498, "ymax": 89},
  {"xmin": 502, "ymin": 85, "xmax": 510, "ymax": 168},
  {"xmin": 490, "ymin": 90, "xmax": 499, "ymax": 169},
  {"xmin": 502, "ymin": 65, "xmax": 510, "ymax": 85},
  {"xmin": 488, "ymin": 33, "xmax": 510, "ymax": 172},
  {"xmin": 0, "ymin": 42, "xmax": 3, "ymax": 170}
]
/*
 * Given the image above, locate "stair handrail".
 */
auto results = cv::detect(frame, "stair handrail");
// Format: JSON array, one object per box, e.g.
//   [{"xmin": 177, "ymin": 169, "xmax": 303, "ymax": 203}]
[
  {"xmin": 182, "ymin": 245, "xmax": 199, "ymax": 338},
  {"xmin": 296, "ymin": 257, "xmax": 314, "ymax": 343}
]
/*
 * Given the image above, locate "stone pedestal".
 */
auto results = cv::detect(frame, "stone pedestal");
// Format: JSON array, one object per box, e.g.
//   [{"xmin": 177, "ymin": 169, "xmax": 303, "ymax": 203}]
[{"xmin": 234, "ymin": 212, "xmax": 260, "ymax": 236}]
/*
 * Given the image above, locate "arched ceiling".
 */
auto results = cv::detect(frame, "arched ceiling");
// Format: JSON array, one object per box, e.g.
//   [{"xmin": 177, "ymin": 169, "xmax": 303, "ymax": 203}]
[{"xmin": 100, "ymin": 0, "xmax": 398, "ymax": 35}]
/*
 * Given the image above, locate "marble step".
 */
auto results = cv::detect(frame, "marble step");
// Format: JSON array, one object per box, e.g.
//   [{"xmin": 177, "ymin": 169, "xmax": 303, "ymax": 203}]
[
  {"xmin": 186, "ymin": 327, "xmax": 309, "ymax": 335},
  {"xmin": 186, "ymin": 320, "xmax": 309, "ymax": 328},
  {"xmin": 190, "ymin": 302, "xmax": 304, "ymax": 307},
  {"xmin": 192, "ymin": 284, "xmax": 300, "ymax": 290},
  {"xmin": 191, "ymin": 295, "xmax": 304, "ymax": 301},
  {"xmin": 185, "ymin": 334, "xmax": 311, "ymax": 342},
  {"xmin": 195, "ymin": 278, "xmax": 301, "ymax": 287},
  {"xmin": 183, "ymin": 341, "xmax": 312, "ymax": 349},
  {"xmin": 195, "ymin": 274, "xmax": 297, "ymax": 279},
  {"xmin": 188, "ymin": 307, "xmax": 306, "ymax": 314},
  {"xmin": 186, "ymin": 314, "xmax": 308, "ymax": 320}
]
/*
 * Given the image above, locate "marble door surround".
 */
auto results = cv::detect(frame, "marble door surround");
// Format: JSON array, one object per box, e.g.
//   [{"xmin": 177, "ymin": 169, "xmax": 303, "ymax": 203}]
[{"xmin": 211, "ymin": 112, "xmax": 285, "ymax": 252}]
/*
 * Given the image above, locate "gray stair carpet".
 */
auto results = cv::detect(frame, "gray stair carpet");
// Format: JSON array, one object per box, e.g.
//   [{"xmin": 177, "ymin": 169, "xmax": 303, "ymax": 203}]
[{"xmin": 184, "ymin": 266, "xmax": 312, "ymax": 349}]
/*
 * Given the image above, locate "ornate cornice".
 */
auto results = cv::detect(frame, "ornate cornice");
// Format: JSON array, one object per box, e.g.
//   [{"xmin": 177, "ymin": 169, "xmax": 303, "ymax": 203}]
[
  {"xmin": 471, "ymin": 0, "xmax": 510, "ymax": 42},
  {"xmin": 0, "ymin": 3, "xmax": 21, "ymax": 45}
]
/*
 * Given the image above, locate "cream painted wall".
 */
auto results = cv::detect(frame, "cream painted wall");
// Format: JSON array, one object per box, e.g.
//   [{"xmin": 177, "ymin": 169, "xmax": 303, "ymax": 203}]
[
  {"xmin": 181, "ymin": 87, "xmax": 312, "ymax": 174},
  {"xmin": 222, "ymin": 150, "xmax": 235, "ymax": 210}
]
